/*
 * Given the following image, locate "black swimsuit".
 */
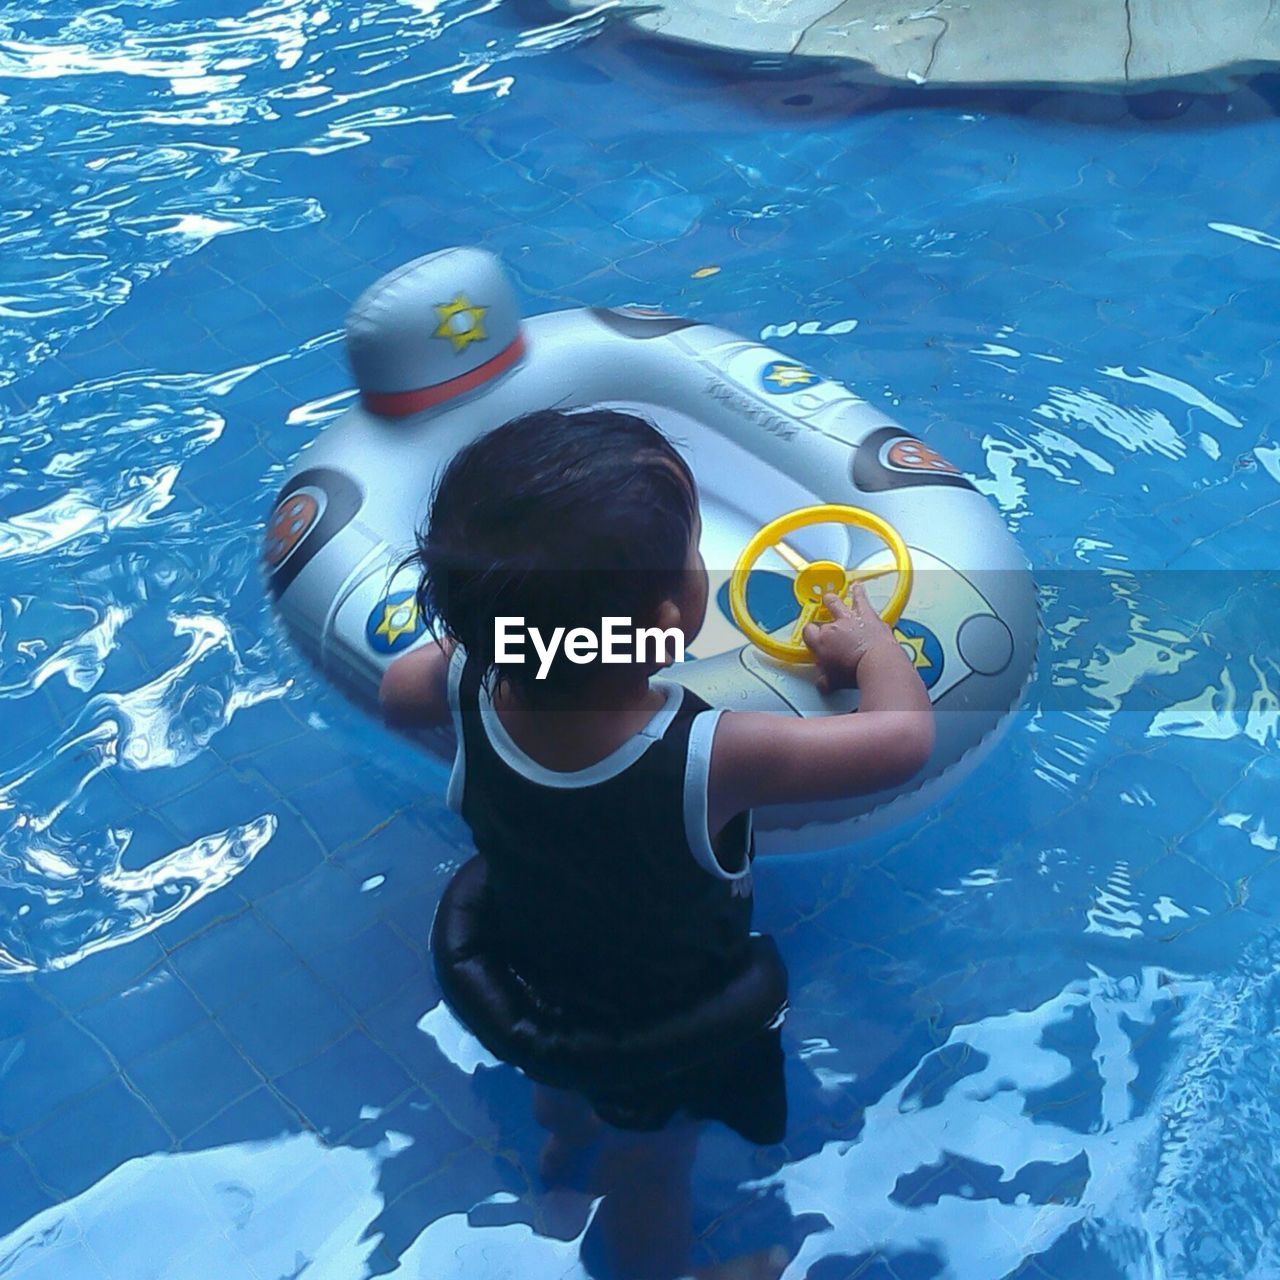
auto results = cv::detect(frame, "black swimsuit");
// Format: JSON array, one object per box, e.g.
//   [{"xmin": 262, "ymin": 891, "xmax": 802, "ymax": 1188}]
[{"xmin": 441, "ymin": 647, "xmax": 787, "ymax": 1140}]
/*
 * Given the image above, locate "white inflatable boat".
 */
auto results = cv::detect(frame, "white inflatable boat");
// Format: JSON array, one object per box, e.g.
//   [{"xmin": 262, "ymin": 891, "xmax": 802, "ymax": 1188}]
[{"xmin": 265, "ymin": 247, "xmax": 1037, "ymax": 852}]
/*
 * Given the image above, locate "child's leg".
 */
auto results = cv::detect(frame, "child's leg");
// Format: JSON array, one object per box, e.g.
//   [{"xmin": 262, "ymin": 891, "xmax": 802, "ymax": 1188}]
[
  {"xmin": 582, "ymin": 1121, "xmax": 700, "ymax": 1280},
  {"xmin": 533, "ymin": 1084, "xmax": 603, "ymax": 1184},
  {"xmin": 691, "ymin": 1246, "xmax": 790, "ymax": 1279}
]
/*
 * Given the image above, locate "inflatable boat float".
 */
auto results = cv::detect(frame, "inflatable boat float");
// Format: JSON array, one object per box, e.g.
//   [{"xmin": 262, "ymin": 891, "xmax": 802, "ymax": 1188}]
[{"xmin": 265, "ymin": 247, "xmax": 1036, "ymax": 852}]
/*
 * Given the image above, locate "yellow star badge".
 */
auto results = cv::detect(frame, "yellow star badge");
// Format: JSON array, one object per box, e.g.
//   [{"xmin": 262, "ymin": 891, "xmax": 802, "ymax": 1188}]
[
  {"xmin": 375, "ymin": 598, "xmax": 420, "ymax": 648},
  {"xmin": 765, "ymin": 364, "xmax": 815, "ymax": 389},
  {"xmin": 433, "ymin": 294, "xmax": 488, "ymax": 353},
  {"xmin": 894, "ymin": 627, "xmax": 933, "ymax": 672}
]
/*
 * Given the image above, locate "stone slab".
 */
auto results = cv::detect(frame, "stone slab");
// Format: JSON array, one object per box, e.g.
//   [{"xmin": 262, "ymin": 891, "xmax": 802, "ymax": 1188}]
[{"xmin": 547, "ymin": 0, "xmax": 1280, "ymax": 92}]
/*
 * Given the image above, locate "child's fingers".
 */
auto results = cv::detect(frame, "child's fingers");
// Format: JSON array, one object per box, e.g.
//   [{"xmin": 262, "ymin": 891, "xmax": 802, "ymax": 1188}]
[
  {"xmin": 848, "ymin": 582, "xmax": 874, "ymax": 613},
  {"xmin": 802, "ymin": 621, "xmax": 823, "ymax": 652},
  {"xmin": 815, "ymin": 672, "xmax": 830, "ymax": 694},
  {"xmin": 822, "ymin": 592, "xmax": 854, "ymax": 620}
]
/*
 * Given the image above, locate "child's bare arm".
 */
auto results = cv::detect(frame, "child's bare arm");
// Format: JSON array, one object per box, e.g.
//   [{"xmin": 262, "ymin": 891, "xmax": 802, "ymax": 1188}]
[
  {"xmin": 707, "ymin": 586, "xmax": 934, "ymax": 833},
  {"xmin": 380, "ymin": 639, "xmax": 454, "ymax": 728}
]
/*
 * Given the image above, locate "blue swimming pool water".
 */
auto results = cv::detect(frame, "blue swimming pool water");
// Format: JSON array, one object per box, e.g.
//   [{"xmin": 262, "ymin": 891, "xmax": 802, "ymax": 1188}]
[{"xmin": 3, "ymin": 2, "xmax": 1280, "ymax": 1276}]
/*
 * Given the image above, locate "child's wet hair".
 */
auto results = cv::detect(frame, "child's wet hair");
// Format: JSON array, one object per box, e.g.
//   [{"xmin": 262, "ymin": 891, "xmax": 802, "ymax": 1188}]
[{"xmin": 406, "ymin": 408, "xmax": 697, "ymax": 695}]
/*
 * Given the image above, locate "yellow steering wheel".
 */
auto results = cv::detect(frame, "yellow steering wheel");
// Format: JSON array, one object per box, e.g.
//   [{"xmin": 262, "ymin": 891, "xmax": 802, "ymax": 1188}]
[{"xmin": 729, "ymin": 503, "xmax": 913, "ymax": 663}]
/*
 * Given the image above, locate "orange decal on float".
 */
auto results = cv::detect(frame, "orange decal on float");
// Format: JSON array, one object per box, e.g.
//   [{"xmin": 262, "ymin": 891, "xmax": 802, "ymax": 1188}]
[
  {"xmin": 885, "ymin": 438, "xmax": 961, "ymax": 476},
  {"xmin": 264, "ymin": 492, "xmax": 320, "ymax": 567},
  {"xmin": 265, "ymin": 469, "xmax": 363, "ymax": 599},
  {"xmin": 852, "ymin": 426, "xmax": 976, "ymax": 494}
]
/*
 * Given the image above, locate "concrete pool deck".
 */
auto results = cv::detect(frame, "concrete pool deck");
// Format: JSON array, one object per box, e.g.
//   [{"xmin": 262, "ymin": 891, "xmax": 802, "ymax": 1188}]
[{"xmin": 548, "ymin": 1, "xmax": 1280, "ymax": 92}]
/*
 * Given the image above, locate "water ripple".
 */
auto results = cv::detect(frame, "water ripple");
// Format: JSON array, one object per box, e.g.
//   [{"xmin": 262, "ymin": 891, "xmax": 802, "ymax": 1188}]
[
  {"xmin": 0, "ymin": 812, "xmax": 277, "ymax": 975},
  {"xmin": 754, "ymin": 968, "xmax": 1185, "ymax": 1279},
  {"xmin": 0, "ymin": 611, "xmax": 287, "ymax": 970},
  {"xmin": 0, "ymin": 0, "xmax": 595, "ymax": 379},
  {"xmin": 1, "ymin": 0, "xmax": 1279, "ymax": 1271}
]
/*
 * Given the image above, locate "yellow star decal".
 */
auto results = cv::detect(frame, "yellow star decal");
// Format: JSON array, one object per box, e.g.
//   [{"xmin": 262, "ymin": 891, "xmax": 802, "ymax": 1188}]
[
  {"xmin": 765, "ymin": 364, "xmax": 815, "ymax": 388},
  {"xmin": 433, "ymin": 294, "xmax": 488, "ymax": 353},
  {"xmin": 894, "ymin": 627, "xmax": 933, "ymax": 671},
  {"xmin": 375, "ymin": 598, "xmax": 420, "ymax": 647}
]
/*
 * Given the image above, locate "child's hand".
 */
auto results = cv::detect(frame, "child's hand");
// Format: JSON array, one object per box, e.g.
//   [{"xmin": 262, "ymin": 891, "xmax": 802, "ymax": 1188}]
[
  {"xmin": 711, "ymin": 586, "xmax": 935, "ymax": 824},
  {"xmin": 802, "ymin": 584, "xmax": 901, "ymax": 694}
]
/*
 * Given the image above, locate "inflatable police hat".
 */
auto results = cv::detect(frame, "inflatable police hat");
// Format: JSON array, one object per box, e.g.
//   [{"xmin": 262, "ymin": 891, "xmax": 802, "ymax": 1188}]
[{"xmin": 346, "ymin": 246, "xmax": 525, "ymax": 418}]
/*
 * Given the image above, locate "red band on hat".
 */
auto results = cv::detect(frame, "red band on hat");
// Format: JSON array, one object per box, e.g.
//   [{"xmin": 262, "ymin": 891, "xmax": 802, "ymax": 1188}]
[{"xmin": 361, "ymin": 333, "xmax": 526, "ymax": 418}]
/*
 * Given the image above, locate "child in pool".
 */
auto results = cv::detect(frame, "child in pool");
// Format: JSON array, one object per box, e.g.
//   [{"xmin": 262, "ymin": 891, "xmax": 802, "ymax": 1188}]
[{"xmin": 380, "ymin": 407, "xmax": 934, "ymax": 1145}]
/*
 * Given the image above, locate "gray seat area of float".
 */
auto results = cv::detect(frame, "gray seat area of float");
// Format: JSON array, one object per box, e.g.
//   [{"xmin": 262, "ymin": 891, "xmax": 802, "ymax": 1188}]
[{"xmin": 547, "ymin": 0, "xmax": 1280, "ymax": 93}]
